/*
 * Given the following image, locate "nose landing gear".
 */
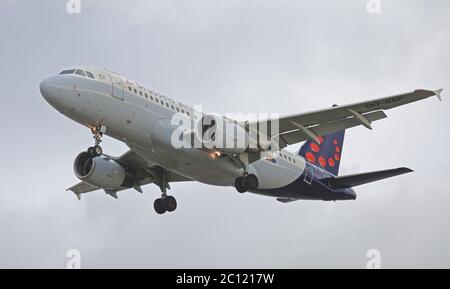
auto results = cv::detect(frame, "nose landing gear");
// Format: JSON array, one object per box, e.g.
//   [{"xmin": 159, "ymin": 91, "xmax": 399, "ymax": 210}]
[
  {"xmin": 87, "ymin": 145, "xmax": 103, "ymax": 158},
  {"xmin": 87, "ymin": 121, "xmax": 106, "ymax": 157}
]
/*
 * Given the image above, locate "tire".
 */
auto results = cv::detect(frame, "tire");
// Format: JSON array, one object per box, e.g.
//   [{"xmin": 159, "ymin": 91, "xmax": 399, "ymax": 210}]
[
  {"xmin": 153, "ymin": 198, "xmax": 166, "ymax": 215},
  {"xmin": 235, "ymin": 176, "xmax": 247, "ymax": 193},
  {"xmin": 244, "ymin": 174, "xmax": 259, "ymax": 190},
  {"xmin": 93, "ymin": 145, "xmax": 103, "ymax": 156},
  {"xmin": 164, "ymin": 196, "xmax": 177, "ymax": 212},
  {"xmin": 87, "ymin": 147, "xmax": 95, "ymax": 157}
]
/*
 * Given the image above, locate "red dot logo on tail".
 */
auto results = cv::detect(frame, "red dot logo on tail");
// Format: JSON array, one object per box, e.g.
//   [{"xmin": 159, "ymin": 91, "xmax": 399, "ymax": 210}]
[
  {"xmin": 306, "ymin": 152, "xmax": 316, "ymax": 163},
  {"xmin": 318, "ymin": 156, "xmax": 326, "ymax": 167},
  {"xmin": 334, "ymin": 153, "xmax": 340, "ymax": 161},
  {"xmin": 310, "ymin": 143, "xmax": 320, "ymax": 152}
]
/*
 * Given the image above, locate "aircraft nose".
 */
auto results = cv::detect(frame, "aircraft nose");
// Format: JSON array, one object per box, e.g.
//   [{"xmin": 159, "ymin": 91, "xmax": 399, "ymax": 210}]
[{"xmin": 39, "ymin": 77, "xmax": 55, "ymax": 101}]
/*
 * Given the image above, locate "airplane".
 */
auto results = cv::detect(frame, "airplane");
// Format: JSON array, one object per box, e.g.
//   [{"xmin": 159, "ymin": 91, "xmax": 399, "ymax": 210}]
[{"xmin": 39, "ymin": 66, "xmax": 443, "ymax": 214}]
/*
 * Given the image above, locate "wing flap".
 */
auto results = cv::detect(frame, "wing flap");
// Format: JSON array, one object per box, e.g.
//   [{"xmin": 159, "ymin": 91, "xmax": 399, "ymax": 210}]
[{"xmin": 329, "ymin": 167, "xmax": 413, "ymax": 188}]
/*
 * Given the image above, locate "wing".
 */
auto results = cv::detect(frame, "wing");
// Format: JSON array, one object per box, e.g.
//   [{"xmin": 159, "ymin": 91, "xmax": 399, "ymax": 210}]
[
  {"xmin": 251, "ymin": 89, "xmax": 442, "ymax": 149},
  {"xmin": 66, "ymin": 150, "xmax": 192, "ymax": 199}
]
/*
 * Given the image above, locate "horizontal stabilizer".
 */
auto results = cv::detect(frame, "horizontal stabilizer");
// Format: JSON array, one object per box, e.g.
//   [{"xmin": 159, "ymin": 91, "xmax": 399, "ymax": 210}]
[{"xmin": 330, "ymin": 167, "xmax": 413, "ymax": 188}]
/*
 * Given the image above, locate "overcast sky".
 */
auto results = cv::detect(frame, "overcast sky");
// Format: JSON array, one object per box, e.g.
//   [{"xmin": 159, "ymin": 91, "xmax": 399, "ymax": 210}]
[{"xmin": 0, "ymin": 0, "xmax": 449, "ymax": 268}]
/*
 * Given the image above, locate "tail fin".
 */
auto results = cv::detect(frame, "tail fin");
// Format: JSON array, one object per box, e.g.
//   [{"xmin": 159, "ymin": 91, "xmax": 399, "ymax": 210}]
[{"xmin": 298, "ymin": 130, "xmax": 345, "ymax": 175}]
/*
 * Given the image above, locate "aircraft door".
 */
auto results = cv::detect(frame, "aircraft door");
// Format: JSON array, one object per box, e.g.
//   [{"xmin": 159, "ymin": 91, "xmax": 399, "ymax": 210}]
[{"xmin": 107, "ymin": 71, "xmax": 124, "ymax": 100}]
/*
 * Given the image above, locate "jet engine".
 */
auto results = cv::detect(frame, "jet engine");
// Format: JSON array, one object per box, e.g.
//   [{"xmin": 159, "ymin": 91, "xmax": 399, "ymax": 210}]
[
  {"xmin": 196, "ymin": 114, "xmax": 257, "ymax": 155},
  {"xmin": 73, "ymin": 152, "xmax": 133, "ymax": 189}
]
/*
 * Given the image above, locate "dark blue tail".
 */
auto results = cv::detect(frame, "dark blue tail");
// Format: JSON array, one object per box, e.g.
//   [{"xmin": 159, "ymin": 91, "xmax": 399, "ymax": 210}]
[{"xmin": 298, "ymin": 130, "xmax": 345, "ymax": 176}]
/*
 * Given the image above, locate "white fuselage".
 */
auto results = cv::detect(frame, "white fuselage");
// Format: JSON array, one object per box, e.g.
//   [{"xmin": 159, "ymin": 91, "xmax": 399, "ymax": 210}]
[{"xmin": 40, "ymin": 67, "xmax": 321, "ymax": 198}]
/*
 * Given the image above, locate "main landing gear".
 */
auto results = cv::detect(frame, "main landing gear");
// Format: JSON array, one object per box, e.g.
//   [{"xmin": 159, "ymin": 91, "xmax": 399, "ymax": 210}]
[
  {"xmin": 154, "ymin": 196, "xmax": 177, "ymax": 214},
  {"xmin": 234, "ymin": 173, "xmax": 259, "ymax": 193},
  {"xmin": 153, "ymin": 168, "xmax": 178, "ymax": 215},
  {"xmin": 87, "ymin": 122, "xmax": 106, "ymax": 157}
]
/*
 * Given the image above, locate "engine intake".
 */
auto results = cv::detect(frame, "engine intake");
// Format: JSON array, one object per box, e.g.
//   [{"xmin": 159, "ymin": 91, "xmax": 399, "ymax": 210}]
[{"xmin": 74, "ymin": 152, "xmax": 133, "ymax": 189}]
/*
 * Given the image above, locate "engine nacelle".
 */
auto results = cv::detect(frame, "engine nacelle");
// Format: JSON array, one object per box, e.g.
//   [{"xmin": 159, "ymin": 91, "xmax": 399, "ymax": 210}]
[
  {"xmin": 73, "ymin": 152, "xmax": 133, "ymax": 189},
  {"xmin": 196, "ymin": 114, "xmax": 254, "ymax": 155}
]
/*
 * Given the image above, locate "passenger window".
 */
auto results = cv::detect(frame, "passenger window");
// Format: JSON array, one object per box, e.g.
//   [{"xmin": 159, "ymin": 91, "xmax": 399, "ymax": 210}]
[
  {"xmin": 171, "ymin": 105, "xmax": 175, "ymax": 110},
  {"xmin": 85, "ymin": 71, "xmax": 95, "ymax": 79},
  {"xmin": 128, "ymin": 86, "xmax": 132, "ymax": 91},
  {"xmin": 134, "ymin": 89, "xmax": 137, "ymax": 94},
  {"xmin": 75, "ymin": 70, "xmax": 86, "ymax": 77},
  {"xmin": 59, "ymin": 69, "xmax": 75, "ymax": 75},
  {"xmin": 145, "ymin": 93, "xmax": 148, "ymax": 98},
  {"xmin": 139, "ymin": 91, "xmax": 142, "ymax": 96},
  {"xmin": 156, "ymin": 98, "xmax": 159, "ymax": 103},
  {"xmin": 176, "ymin": 107, "xmax": 180, "ymax": 112},
  {"xmin": 150, "ymin": 95, "xmax": 153, "ymax": 101},
  {"xmin": 166, "ymin": 103, "xmax": 169, "ymax": 108}
]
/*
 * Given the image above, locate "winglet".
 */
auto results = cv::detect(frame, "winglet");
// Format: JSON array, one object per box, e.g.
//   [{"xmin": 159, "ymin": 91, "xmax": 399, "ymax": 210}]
[{"xmin": 434, "ymin": 89, "xmax": 443, "ymax": 101}]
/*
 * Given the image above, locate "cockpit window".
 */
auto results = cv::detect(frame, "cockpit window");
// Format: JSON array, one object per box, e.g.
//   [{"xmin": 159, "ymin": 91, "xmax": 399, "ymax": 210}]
[
  {"xmin": 75, "ymin": 70, "xmax": 86, "ymax": 77},
  {"xmin": 60, "ymin": 69, "xmax": 75, "ymax": 75},
  {"xmin": 85, "ymin": 71, "xmax": 95, "ymax": 79}
]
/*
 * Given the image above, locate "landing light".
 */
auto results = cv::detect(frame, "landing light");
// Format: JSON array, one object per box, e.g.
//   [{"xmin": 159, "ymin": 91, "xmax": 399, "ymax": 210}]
[{"xmin": 209, "ymin": 151, "xmax": 221, "ymax": 159}]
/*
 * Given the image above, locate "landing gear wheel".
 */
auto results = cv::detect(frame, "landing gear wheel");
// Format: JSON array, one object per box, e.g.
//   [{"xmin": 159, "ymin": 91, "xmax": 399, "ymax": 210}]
[
  {"xmin": 154, "ymin": 198, "xmax": 166, "ymax": 215},
  {"xmin": 93, "ymin": 145, "xmax": 103, "ymax": 157},
  {"xmin": 235, "ymin": 176, "xmax": 247, "ymax": 193},
  {"xmin": 164, "ymin": 196, "xmax": 177, "ymax": 212},
  {"xmin": 87, "ymin": 147, "xmax": 95, "ymax": 157},
  {"xmin": 244, "ymin": 174, "xmax": 259, "ymax": 190}
]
